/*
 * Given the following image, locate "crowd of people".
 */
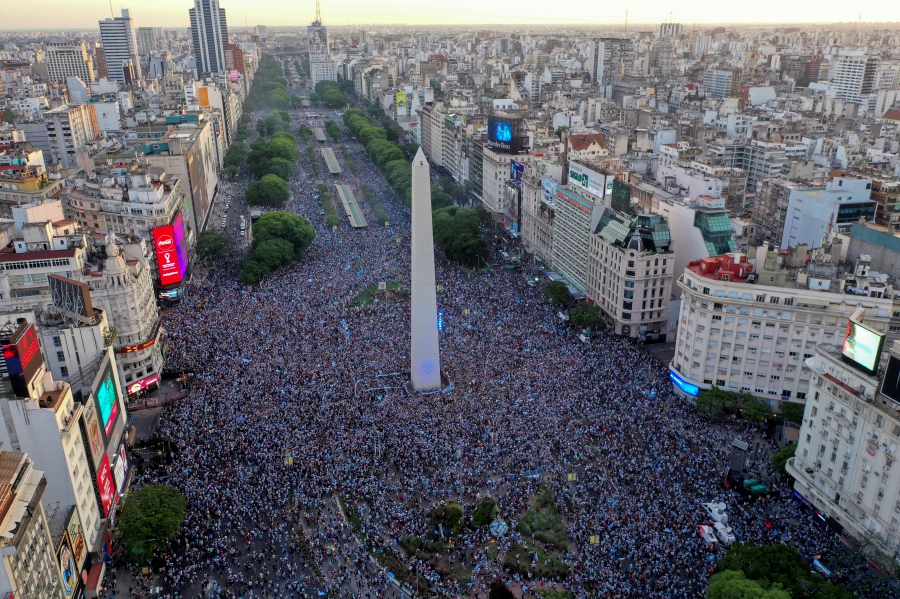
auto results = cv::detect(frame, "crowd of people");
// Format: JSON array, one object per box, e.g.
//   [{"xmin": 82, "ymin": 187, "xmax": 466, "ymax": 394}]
[{"xmin": 122, "ymin": 107, "xmax": 880, "ymax": 599}]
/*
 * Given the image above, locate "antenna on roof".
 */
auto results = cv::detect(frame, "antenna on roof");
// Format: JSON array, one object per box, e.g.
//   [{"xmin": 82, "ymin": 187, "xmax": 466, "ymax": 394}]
[
  {"xmin": 625, "ymin": 10, "xmax": 628, "ymax": 34},
  {"xmin": 313, "ymin": 0, "xmax": 322, "ymax": 27},
  {"xmin": 108, "ymin": 0, "xmax": 114, "ymax": 18}
]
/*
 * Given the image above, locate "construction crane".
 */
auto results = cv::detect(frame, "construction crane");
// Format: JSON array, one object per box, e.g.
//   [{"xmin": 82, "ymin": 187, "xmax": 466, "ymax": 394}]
[{"xmin": 312, "ymin": 0, "xmax": 322, "ymax": 27}]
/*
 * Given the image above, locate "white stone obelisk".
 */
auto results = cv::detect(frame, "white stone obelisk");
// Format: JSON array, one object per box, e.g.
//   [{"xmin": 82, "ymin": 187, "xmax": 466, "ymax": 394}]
[{"xmin": 410, "ymin": 148, "xmax": 442, "ymax": 391}]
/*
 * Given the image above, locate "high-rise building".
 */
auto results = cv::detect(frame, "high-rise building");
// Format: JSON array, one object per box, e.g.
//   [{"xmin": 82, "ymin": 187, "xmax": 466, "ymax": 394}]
[
  {"xmin": 189, "ymin": 0, "xmax": 229, "ymax": 75},
  {"xmin": 99, "ymin": 8, "xmax": 141, "ymax": 83},
  {"xmin": 94, "ymin": 46, "xmax": 109, "ymax": 80},
  {"xmin": 45, "ymin": 42, "xmax": 95, "ymax": 84},
  {"xmin": 136, "ymin": 26, "xmax": 161, "ymax": 55},
  {"xmin": 830, "ymin": 50, "xmax": 878, "ymax": 103},
  {"xmin": 589, "ymin": 38, "xmax": 633, "ymax": 89},
  {"xmin": 308, "ymin": 24, "xmax": 336, "ymax": 87},
  {"xmin": 658, "ymin": 22, "xmax": 684, "ymax": 38},
  {"xmin": 703, "ymin": 67, "xmax": 742, "ymax": 99}
]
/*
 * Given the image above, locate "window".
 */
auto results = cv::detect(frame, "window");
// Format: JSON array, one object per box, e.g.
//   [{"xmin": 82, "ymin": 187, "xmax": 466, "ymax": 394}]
[
  {"xmin": 52, "ymin": 336, "xmax": 61, "ymax": 347},
  {"xmin": 56, "ymin": 351, "xmax": 64, "ymax": 361},
  {"xmin": 60, "ymin": 366, "xmax": 68, "ymax": 377},
  {"xmin": 756, "ymin": 295, "xmax": 766, "ymax": 303}
]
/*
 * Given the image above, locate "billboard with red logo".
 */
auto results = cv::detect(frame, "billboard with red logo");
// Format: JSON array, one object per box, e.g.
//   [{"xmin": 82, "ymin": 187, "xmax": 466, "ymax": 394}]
[
  {"xmin": 153, "ymin": 225, "xmax": 182, "ymax": 286},
  {"xmin": 96, "ymin": 453, "xmax": 115, "ymax": 517}
]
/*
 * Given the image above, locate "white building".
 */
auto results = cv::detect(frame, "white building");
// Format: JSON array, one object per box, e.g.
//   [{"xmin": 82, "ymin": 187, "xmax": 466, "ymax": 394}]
[
  {"xmin": 308, "ymin": 25, "xmax": 336, "ymax": 87},
  {"xmin": 42, "ymin": 104, "xmax": 99, "ymax": 170},
  {"xmin": 669, "ymin": 249, "xmax": 897, "ymax": 409},
  {"xmin": 830, "ymin": 50, "xmax": 877, "ymax": 104},
  {"xmin": 588, "ymin": 38, "xmax": 633, "ymax": 89},
  {"xmin": 44, "ymin": 43, "xmax": 95, "ymax": 84},
  {"xmin": 99, "ymin": 9, "xmax": 141, "ymax": 83},
  {"xmin": 787, "ymin": 338, "xmax": 900, "ymax": 558},
  {"xmin": 781, "ymin": 177, "xmax": 876, "ymax": 250}
]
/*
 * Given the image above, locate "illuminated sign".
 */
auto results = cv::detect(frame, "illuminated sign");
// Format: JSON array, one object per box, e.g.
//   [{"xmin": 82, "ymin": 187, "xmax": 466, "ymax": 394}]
[
  {"xmin": 508, "ymin": 160, "xmax": 524, "ymax": 187},
  {"xmin": 2, "ymin": 322, "xmax": 44, "ymax": 397},
  {"xmin": 127, "ymin": 373, "xmax": 160, "ymax": 396},
  {"xmin": 486, "ymin": 118, "xmax": 519, "ymax": 153},
  {"xmin": 153, "ymin": 225, "xmax": 182, "ymax": 286},
  {"xmin": 97, "ymin": 454, "xmax": 115, "ymax": 517},
  {"xmin": 842, "ymin": 320, "xmax": 885, "ymax": 375},
  {"xmin": 59, "ymin": 536, "xmax": 76, "ymax": 598},
  {"xmin": 669, "ymin": 369, "xmax": 699, "ymax": 397},
  {"xmin": 96, "ymin": 369, "xmax": 119, "ymax": 438},
  {"xmin": 112, "ymin": 444, "xmax": 129, "ymax": 493},
  {"xmin": 395, "ymin": 91, "xmax": 407, "ymax": 109}
]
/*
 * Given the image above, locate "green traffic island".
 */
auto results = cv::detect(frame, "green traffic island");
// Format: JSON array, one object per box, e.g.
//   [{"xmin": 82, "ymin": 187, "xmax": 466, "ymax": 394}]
[
  {"xmin": 315, "ymin": 183, "xmax": 340, "ymax": 228},
  {"xmin": 360, "ymin": 184, "xmax": 389, "ymax": 226},
  {"xmin": 340, "ymin": 145, "xmax": 359, "ymax": 173},
  {"xmin": 504, "ymin": 489, "xmax": 571, "ymax": 581},
  {"xmin": 349, "ymin": 282, "xmax": 408, "ymax": 307}
]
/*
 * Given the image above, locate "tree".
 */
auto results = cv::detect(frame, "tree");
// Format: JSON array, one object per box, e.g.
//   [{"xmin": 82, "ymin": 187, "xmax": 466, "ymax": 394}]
[
  {"xmin": 544, "ymin": 280, "xmax": 572, "ymax": 306},
  {"xmin": 696, "ymin": 387, "xmax": 741, "ymax": 418},
  {"xmin": 741, "ymin": 394, "xmax": 774, "ymax": 424},
  {"xmin": 298, "ymin": 125, "xmax": 312, "ymax": 141},
  {"xmin": 471, "ymin": 497, "xmax": 498, "ymax": 528},
  {"xmin": 264, "ymin": 157, "xmax": 294, "ymax": 180},
  {"xmin": 117, "ymin": 485, "xmax": 186, "ymax": 563},
  {"xmin": 569, "ymin": 304, "xmax": 602, "ymax": 329},
  {"xmin": 195, "ymin": 230, "xmax": 232, "ymax": 262},
  {"xmin": 770, "ymin": 443, "xmax": 797, "ymax": 475},
  {"xmin": 707, "ymin": 570, "xmax": 791, "ymax": 599},
  {"xmin": 224, "ymin": 142, "xmax": 247, "ymax": 167},
  {"xmin": 240, "ymin": 259, "xmax": 270, "ymax": 285},
  {"xmin": 251, "ymin": 238, "xmax": 295, "ymax": 272},
  {"xmin": 267, "ymin": 138, "xmax": 300, "ymax": 163},
  {"xmin": 251, "ymin": 211, "xmax": 315, "ymax": 260},
  {"xmin": 223, "ymin": 165, "xmax": 240, "ymax": 179},
  {"xmin": 247, "ymin": 174, "xmax": 290, "ymax": 208},
  {"xmin": 432, "ymin": 206, "xmax": 487, "ymax": 266},
  {"xmin": 780, "ymin": 402, "xmax": 805, "ymax": 425},
  {"xmin": 324, "ymin": 120, "xmax": 341, "ymax": 141}
]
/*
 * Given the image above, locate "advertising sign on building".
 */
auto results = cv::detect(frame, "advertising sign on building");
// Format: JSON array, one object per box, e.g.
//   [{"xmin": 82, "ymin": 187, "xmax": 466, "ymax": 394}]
[
  {"xmin": 65, "ymin": 507, "xmax": 87, "ymax": 572},
  {"xmin": 153, "ymin": 225, "xmax": 182, "ymax": 286},
  {"xmin": 508, "ymin": 160, "xmax": 524, "ymax": 187},
  {"xmin": 58, "ymin": 532, "xmax": 77, "ymax": 598},
  {"xmin": 541, "ymin": 176, "xmax": 557, "ymax": 205},
  {"xmin": 395, "ymin": 91, "xmax": 407, "ymax": 109},
  {"xmin": 486, "ymin": 118, "xmax": 520, "ymax": 153},
  {"xmin": 503, "ymin": 183, "xmax": 521, "ymax": 237},
  {"xmin": 112, "ymin": 443, "xmax": 129, "ymax": 493},
  {"xmin": 95, "ymin": 366, "xmax": 120, "ymax": 438},
  {"xmin": 97, "ymin": 454, "xmax": 115, "ymax": 517},
  {"xmin": 82, "ymin": 398, "xmax": 103, "ymax": 469},
  {"xmin": 568, "ymin": 161, "xmax": 606, "ymax": 198},
  {"xmin": 307, "ymin": 26, "xmax": 330, "ymax": 62}
]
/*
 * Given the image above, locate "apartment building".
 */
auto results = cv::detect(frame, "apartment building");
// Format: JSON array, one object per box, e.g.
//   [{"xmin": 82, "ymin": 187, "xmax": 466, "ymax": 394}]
[
  {"xmin": 780, "ymin": 176, "xmax": 876, "ymax": 249},
  {"xmin": 586, "ymin": 209, "xmax": 674, "ymax": 339},
  {"xmin": 45, "ymin": 43, "xmax": 95, "ymax": 84},
  {"xmin": 552, "ymin": 185, "xmax": 599, "ymax": 293},
  {"xmin": 99, "ymin": 9, "xmax": 141, "ymax": 83},
  {"xmin": 787, "ymin": 338, "xmax": 900, "ymax": 558},
  {"xmin": 43, "ymin": 104, "xmax": 100, "ymax": 170},
  {"xmin": 0, "ymin": 148, "xmax": 61, "ymax": 220},
  {"xmin": 0, "ymin": 451, "xmax": 64, "ymax": 599},
  {"xmin": 830, "ymin": 50, "xmax": 877, "ymax": 104},
  {"xmin": 520, "ymin": 160, "xmax": 560, "ymax": 265},
  {"xmin": 669, "ymin": 249, "xmax": 897, "ymax": 409},
  {"xmin": 703, "ymin": 68, "xmax": 742, "ymax": 99}
]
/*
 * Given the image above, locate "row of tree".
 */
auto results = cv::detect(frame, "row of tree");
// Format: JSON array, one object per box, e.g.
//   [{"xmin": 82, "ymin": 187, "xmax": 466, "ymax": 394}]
[
  {"xmin": 313, "ymin": 80, "xmax": 355, "ymax": 108},
  {"xmin": 244, "ymin": 128, "xmax": 300, "ymax": 209},
  {"xmin": 240, "ymin": 212, "xmax": 316, "ymax": 284},
  {"xmin": 543, "ymin": 280, "xmax": 604, "ymax": 329},
  {"xmin": 245, "ymin": 54, "xmax": 290, "ymax": 111}
]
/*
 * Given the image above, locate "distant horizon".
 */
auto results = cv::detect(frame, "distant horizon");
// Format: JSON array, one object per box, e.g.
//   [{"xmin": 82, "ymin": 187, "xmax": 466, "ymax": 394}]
[{"xmin": 3, "ymin": 0, "xmax": 899, "ymax": 32}]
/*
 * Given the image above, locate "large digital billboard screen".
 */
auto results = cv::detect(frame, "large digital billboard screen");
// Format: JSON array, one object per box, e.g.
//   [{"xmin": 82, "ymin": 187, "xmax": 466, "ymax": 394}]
[
  {"xmin": 96, "ymin": 453, "xmax": 115, "ymax": 517},
  {"xmin": 508, "ymin": 160, "xmax": 524, "ymax": 187},
  {"xmin": 487, "ymin": 118, "xmax": 519, "ymax": 153},
  {"xmin": 503, "ymin": 183, "xmax": 521, "ymax": 237},
  {"xmin": 95, "ymin": 366, "xmax": 120, "ymax": 439},
  {"xmin": 173, "ymin": 212, "xmax": 188, "ymax": 280},
  {"xmin": 842, "ymin": 320, "xmax": 885, "ymax": 375},
  {"xmin": 880, "ymin": 355, "xmax": 900, "ymax": 405},
  {"xmin": 153, "ymin": 224, "xmax": 183, "ymax": 286},
  {"xmin": 611, "ymin": 179, "xmax": 631, "ymax": 212}
]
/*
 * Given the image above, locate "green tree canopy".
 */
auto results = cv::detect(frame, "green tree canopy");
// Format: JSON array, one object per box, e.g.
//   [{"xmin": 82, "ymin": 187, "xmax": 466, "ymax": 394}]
[
  {"xmin": 251, "ymin": 211, "xmax": 315, "ymax": 260},
  {"xmin": 267, "ymin": 138, "xmax": 300, "ymax": 163},
  {"xmin": 195, "ymin": 230, "xmax": 232, "ymax": 262},
  {"xmin": 264, "ymin": 157, "xmax": 295, "ymax": 180},
  {"xmin": 247, "ymin": 174, "xmax": 290, "ymax": 208},
  {"xmin": 224, "ymin": 142, "xmax": 247, "ymax": 167},
  {"xmin": 707, "ymin": 570, "xmax": 791, "ymax": 599},
  {"xmin": 771, "ymin": 443, "xmax": 797, "ymax": 475},
  {"xmin": 117, "ymin": 485, "xmax": 186, "ymax": 563},
  {"xmin": 432, "ymin": 206, "xmax": 487, "ymax": 266},
  {"xmin": 569, "ymin": 304, "xmax": 603, "ymax": 329},
  {"xmin": 544, "ymin": 280, "xmax": 572, "ymax": 306},
  {"xmin": 780, "ymin": 401, "xmax": 805, "ymax": 425},
  {"xmin": 298, "ymin": 124, "xmax": 312, "ymax": 141},
  {"xmin": 324, "ymin": 120, "xmax": 341, "ymax": 141},
  {"xmin": 251, "ymin": 238, "xmax": 295, "ymax": 272}
]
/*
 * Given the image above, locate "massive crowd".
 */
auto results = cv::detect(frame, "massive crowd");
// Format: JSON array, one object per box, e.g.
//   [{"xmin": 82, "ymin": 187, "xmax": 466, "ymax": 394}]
[{"xmin": 121, "ymin": 110, "xmax": 884, "ymax": 599}]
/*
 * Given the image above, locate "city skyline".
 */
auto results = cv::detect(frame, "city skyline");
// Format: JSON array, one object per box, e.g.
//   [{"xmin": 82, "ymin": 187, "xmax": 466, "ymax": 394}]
[{"xmin": 3, "ymin": 0, "xmax": 899, "ymax": 31}]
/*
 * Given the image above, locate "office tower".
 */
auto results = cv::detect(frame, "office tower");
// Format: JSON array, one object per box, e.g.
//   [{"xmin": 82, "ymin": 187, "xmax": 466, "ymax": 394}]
[
  {"xmin": 136, "ymin": 26, "xmax": 161, "ymax": 55},
  {"xmin": 410, "ymin": 148, "xmax": 442, "ymax": 391},
  {"xmin": 99, "ymin": 8, "xmax": 142, "ymax": 83},
  {"xmin": 703, "ymin": 67, "xmax": 742, "ymax": 98},
  {"xmin": 308, "ymin": 1, "xmax": 336, "ymax": 87},
  {"xmin": 189, "ymin": 0, "xmax": 229, "ymax": 75},
  {"xmin": 589, "ymin": 38, "xmax": 633, "ymax": 88},
  {"xmin": 45, "ymin": 42, "xmax": 96, "ymax": 83}
]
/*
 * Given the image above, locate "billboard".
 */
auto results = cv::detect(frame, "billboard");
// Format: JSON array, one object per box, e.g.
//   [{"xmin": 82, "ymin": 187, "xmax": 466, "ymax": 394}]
[
  {"xmin": 97, "ymin": 453, "xmax": 115, "ymax": 517},
  {"xmin": 113, "ymin": 443, "xmax": 129, "ymax": 493},
  {"xmin": 395, "ymin": 91, "xmax": 407, "ymax": 109},
  {"xmin": 153, "ymin": 225, "xmax": 181, "ymax": 286},
  {"xmin": 307, "ymin": 26, "xmax": 330, "ymax": 62},
  {"xmin": 611, "ymin": 179, "xmax": 631, "ymax": 212},
  {"xmin": 3, "ymin": 321, "xmax": 44, "ymax": 397},
  {"xmin": 541, "ymin": 175, "xmax": 557, "ymax": 206},
  {"xmin": 95, "ymin": 364, "xmax": 120, "ymax": 439},
  {"xmin": 173, "ymin": 212, "xmax": 189, "ymax": 280},
  {"xmin": 82, "ymin": 397, "xmax": 104, "ymax": 469},
  {"xmin": 568, "ymin": 161, "xmax": 606, "ymax": 198},
  {"xmin": 503, "ymin": 183, "xmax": 521, "ymax": 237},
  {"xmin": 508, "ymin": 160, "xmax": 524, "ymax": 187},
  {"xmin": 57, "ymin": 532, "xmax": 77, "ymax": 598},
  {"xmin": 842, "ymin": 320, "xmax": 885, "ymax": 375},
  {"xmin": 49, "ymin": 275, "xmax": 94, "ymax": 319},
  {"xmin": 65, "ymin": 507, "xmax": 87, "ymax": 572},
  {"xmin": 486, "ymin": 117, "xmax": 519, "ymax": 153}
]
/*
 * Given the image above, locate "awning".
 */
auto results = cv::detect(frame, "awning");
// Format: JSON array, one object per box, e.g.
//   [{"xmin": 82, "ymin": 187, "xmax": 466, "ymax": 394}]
[{"xmin": 84, "ymin": 562, "xmax": 106, "ymax": 598}]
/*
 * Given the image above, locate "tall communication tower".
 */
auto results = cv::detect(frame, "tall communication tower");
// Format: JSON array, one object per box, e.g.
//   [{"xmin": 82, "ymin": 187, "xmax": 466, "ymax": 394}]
[{"xmin": 312, "ymin": 0, "xmax": 322, "ymax": 27}]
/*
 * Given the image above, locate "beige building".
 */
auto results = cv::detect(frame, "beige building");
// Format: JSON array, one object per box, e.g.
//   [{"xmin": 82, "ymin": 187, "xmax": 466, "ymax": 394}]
[
  {"xmin": 44, "ymin": 42, "xmax": 95, "ymax": 84},
  {"xmin": 586, "ymin": 209, "xmax": 674, "ymax": 339},
  {"xmin": 43, "ymin": 104, "xmax": 99, "ymax": 170},
  {"xmin": 0, "ymin": 451, "xmax": 65, "ymax": 599},
  {"xmin": 520, "ymin": 161, "xmax": 559, "ymax": 265},
  {"xmin": 670, "ymin": 248, "xmax": 898, "ymax": 409},
  {"xmin": 788, "ymin": 340, "xmax": 900, "ymax": 559}
]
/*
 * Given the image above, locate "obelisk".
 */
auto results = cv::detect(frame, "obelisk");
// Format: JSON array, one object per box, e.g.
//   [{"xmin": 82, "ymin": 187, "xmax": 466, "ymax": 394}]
[{"xmin": 410, "ymin": 148, "xmax": 442, "ymax": 390}]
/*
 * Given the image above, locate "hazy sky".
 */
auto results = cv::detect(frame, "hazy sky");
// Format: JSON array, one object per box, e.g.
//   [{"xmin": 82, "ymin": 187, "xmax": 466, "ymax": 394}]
[{"xmin": 4, "ymin": 0, "xmax": 900, "ymax": 30}]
